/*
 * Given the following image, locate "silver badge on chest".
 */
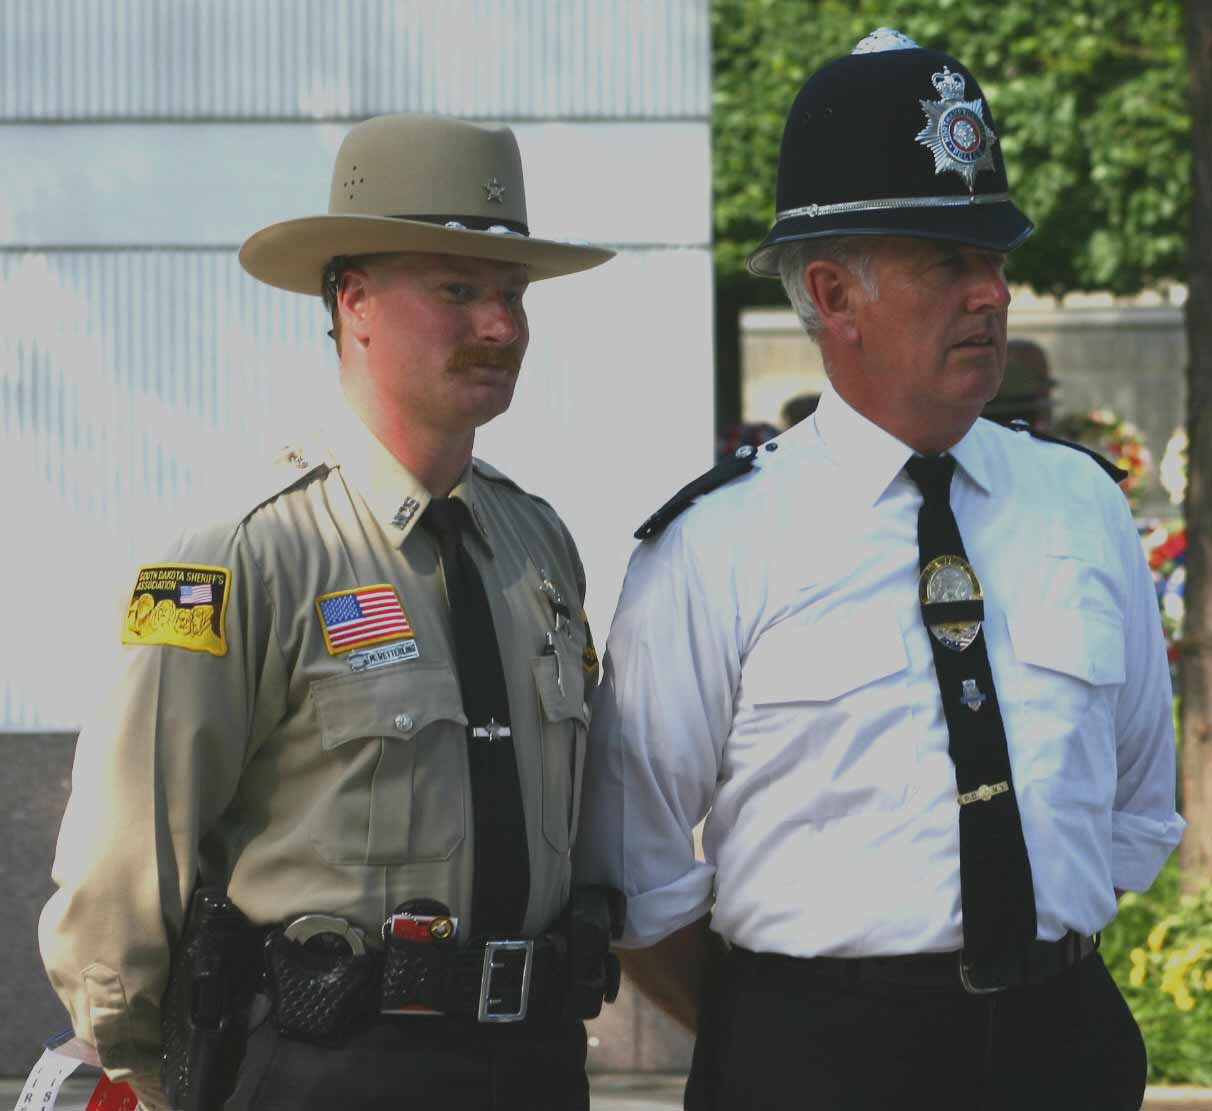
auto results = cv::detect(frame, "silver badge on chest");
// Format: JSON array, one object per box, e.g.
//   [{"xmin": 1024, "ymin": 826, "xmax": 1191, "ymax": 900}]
[{"xmin": 919, "ymin": 554, "xmax": 983, "ymax": 652}]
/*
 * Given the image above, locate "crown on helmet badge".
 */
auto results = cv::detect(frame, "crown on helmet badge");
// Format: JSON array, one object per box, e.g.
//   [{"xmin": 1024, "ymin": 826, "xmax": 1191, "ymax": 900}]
[{"xmin": 914, "ymin": 66, "xmax": 998, "ymax": 191}]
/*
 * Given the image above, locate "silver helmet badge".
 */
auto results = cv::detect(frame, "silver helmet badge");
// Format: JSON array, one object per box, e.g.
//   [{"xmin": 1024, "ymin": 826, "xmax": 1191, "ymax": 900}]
[{"xmin": 914, "ymin": 67, "xmax": 998, "ymax": 192}]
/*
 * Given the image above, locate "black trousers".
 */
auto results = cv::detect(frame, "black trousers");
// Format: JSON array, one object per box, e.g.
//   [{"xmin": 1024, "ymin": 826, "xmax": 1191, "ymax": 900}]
[
  {"xmin": 686, "ymin": 946, "xmax": 1147, "ymax": 1111},
  {"xmin": 223, "ymin": 1013, "xmax": 588, "ymax": 1111}
]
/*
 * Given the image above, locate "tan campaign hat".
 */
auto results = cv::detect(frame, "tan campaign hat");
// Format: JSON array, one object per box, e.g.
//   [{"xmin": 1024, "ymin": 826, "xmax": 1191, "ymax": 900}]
[{"xmin": 240, "ymin": 113, "xmax": 615, "ymax": 294}]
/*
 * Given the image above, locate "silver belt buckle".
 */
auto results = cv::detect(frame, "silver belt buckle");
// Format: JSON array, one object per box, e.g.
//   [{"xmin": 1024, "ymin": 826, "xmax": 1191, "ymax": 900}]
[
  {"xmin": 957, "ymin": 952, "xmax": 1006, "ymax": 995},
  {"xmin": 478, "ymin": 939, "xmax": 534, "ymax": 1023}
]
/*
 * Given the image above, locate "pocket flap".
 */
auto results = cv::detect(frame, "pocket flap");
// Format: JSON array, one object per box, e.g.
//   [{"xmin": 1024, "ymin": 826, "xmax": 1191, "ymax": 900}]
[
  {"xmin": 311, "ymin": 663, "xmax": 467, "ymax": 750},
  {"xmin": 531, "ymin": 647, "xmax": 589, "ymax": 724},
  {"xmin": 1007, "ymin": 606, "xmax": 1125, "ymax": 687},
  {"xmin": 744, "ymin": 609, "xmax": 909, "ymax": 705},
  {"xmin": 1042, "ymin": 521, "xmax": 1108, "ymax": 565}
]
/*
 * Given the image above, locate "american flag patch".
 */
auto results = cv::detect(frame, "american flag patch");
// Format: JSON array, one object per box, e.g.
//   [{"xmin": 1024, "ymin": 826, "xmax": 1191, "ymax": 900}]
[
  {"xmin": 315, "ymin": 584, "xmax": 414, "ymax": 655},
  {"xmin": 179, "ymin": 583, "xmax": 213, "ymax": 605}
]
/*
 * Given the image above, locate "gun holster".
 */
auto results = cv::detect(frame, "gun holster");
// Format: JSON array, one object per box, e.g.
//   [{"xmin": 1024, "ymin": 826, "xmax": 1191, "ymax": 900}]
[
  {"xmin": 564, "ymin": 885, "xmax": 625, "ymax": 1020},
  {"xmin": 161, "ymin": 888, "xmax": 262, "ymax": 1111}
]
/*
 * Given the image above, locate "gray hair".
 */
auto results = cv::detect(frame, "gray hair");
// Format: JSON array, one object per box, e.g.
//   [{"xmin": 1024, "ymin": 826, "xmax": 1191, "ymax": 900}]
[{"xmin": 776, "ymin": 237, "xmax": 881, "ymax": 340}]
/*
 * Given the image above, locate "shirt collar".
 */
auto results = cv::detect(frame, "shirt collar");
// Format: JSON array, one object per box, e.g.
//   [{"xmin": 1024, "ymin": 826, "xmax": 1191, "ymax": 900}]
[
  {"xmin": 812, "ymin": 382, "xmax": 994, "ymax": 504},
  {"xmin": 321, "ymin": 401, "xmax": 492, "ymax": 552}
]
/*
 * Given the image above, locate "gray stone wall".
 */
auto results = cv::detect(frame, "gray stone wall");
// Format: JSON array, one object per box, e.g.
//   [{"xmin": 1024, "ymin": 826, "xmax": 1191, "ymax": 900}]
[{"xmin": 0, "ymin": 733, "xmax": 77, "ymax": 1075}]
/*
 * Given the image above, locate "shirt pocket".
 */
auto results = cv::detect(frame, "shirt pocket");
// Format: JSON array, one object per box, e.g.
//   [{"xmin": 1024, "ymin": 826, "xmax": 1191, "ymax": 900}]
[
  {"xmin": 1030, "ymin": 521, "xmax": 1120, "ymax": 620},
  {"xmin": 739, "ymin": 609, "xmax": 916, "ymax": 820},
  {"xmin": 308, "ymin": 663, "xmax": 468, "ymax": 864},
  {"xmin": 530, "ymin": 633, "xmax": 589, "ymax": 854},
  {"xmin": 1005, "ymin": 605, "xmax": 1124, "ymax": 807}
]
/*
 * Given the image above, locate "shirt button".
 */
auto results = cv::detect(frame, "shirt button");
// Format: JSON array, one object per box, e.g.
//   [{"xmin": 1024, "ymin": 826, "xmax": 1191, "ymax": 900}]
[{"xmin": 394, "ymin": 713, "xmax": 414, "ymax": 733}]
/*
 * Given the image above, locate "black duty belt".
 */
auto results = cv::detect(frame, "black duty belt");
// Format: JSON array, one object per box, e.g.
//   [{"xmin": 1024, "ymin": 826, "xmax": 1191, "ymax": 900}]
[
  {"xmin": 732, "ymin": 931, "xmax": 1099, "ymax": 995},
  {"xmin": 262, "ymin": 898, "xmax": 622, "ymax": 1044}
]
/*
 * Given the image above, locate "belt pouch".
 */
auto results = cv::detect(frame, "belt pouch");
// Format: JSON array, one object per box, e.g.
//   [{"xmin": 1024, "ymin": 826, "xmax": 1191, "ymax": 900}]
[
  {"xmin": 381, "ymin": 937, "xmax": 450, "ymax": 1013},
  {"xmin": 265, "ymin": 930, "xmax": 379, "ymax": 1043}
]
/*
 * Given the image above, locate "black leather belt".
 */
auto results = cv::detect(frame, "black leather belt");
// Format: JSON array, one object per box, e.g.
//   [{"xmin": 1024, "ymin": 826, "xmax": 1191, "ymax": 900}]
[
  {"xmin": 733, "ymin": 931, "xmax": 1099, "ymax": 995},
  {"xmin": 263, "ymin": 927, "xmax": 575, "ymax": 1043}
]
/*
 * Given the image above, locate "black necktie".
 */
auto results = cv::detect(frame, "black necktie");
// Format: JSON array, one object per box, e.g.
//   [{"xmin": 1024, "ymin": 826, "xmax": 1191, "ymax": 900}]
[
  {"xmin": 904, "ymin": 455, "xmax": 1037, "ymax": 968},
  {"xmin": 422, "ymin": 498, "xmax": 529, "ymax": 938}
]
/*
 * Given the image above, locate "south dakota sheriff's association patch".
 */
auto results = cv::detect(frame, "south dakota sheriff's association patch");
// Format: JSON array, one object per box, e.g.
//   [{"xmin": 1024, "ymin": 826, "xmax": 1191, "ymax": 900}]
[{"xmin": 122, "ymin": 563, "xmax": 231, "ymax": 656}]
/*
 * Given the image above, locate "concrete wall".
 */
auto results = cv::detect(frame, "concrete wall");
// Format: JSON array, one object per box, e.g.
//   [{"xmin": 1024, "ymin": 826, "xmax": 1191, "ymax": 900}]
[{"xmin": 0, "ymin": 734, "xmax": 76, "ymax": 1074}]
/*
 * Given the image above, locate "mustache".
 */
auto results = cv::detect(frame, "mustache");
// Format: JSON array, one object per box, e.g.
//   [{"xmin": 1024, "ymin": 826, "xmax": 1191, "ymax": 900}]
[{"xmin": 447, "ymin": 345, "xmax": 523, "ymax": 374}]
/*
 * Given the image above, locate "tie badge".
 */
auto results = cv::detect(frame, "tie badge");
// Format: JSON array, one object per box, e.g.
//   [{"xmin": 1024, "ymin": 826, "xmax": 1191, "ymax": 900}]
[
  {"xmin": 915, "ymin": 67, "xmax": 998, "ymax": 191},
  {"xmin": 960, "ymin": 679, "xmax": 987, "ymax": 712},
  {"xmin": 919, "ymin": 554, "xmax": 983, "ymax": 652}
]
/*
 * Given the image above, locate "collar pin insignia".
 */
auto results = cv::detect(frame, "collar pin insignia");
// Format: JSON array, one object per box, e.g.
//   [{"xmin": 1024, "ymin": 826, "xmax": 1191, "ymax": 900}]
[
  {"xmin": 484, "ymin": 177, "xmax": 506, "ymax": 203},
  {"xmin": 915, "ymin": 66, "xmax": 998, "ymax": 191},
  {"xmin": 392, "ymin": 497, "xmax": 421, "ymax": 530}
]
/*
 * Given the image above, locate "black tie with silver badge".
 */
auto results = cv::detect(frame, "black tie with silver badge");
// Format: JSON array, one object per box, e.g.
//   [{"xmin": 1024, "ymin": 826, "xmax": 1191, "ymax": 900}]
[
  {"xmin": 904, "ymin": 454, "xmax": 1037, "ymax": 975},
  {"xmin": 422, "ymin": 497, "xmax": 530, "ymax": 938}
]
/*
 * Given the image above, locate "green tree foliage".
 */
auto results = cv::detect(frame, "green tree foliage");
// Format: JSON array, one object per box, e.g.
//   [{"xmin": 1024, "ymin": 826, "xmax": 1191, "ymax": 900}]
[{"xmin": 713, "ymin": 0, "xmax": 1190, "ymax": 301}]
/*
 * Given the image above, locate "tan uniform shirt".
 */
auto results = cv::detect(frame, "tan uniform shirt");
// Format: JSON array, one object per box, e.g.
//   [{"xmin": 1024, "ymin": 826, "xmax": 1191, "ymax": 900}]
[{"xmin": 39, "ymin": 408, "xmax": 596, "ymax": 1090}]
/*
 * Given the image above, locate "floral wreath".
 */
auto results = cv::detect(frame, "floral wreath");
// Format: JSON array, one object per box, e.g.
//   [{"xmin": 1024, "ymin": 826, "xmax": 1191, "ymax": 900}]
[{"xmin": 1052, "ymin": 408, "xmax": 1152, "ymax": 510}]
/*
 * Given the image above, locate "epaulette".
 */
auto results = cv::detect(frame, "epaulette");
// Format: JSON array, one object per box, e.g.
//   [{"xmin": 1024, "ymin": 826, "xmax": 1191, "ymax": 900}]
[
  {"xmin": 472, "ymin": 457, "xmax": 554, "ymax": 510},
  {"xmin": 1008, "ymin": 421, "xmax": 1128, "ymax": 484},
  {"xmin": 634, "ymin": 447, "xmax": 761, "ymax": 540},
  {"xmin": 238, "ymin": 444, "xmax": 329, "ymax": 522}
]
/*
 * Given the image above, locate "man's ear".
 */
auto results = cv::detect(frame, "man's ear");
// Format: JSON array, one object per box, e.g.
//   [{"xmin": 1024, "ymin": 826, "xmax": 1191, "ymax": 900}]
[
  {"xmin": 337, "ymin": 268, "xmax": 374, "ymax": 347},
  {"xmin": 803, "ymin": 259, "xmax": 862, "ymax": 345}
]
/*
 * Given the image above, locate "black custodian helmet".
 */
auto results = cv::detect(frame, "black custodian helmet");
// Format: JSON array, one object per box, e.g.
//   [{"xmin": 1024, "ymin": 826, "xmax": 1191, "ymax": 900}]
[{"xmin": 748, "ymin": 28, "xmax": 1034, "ymax": 277}]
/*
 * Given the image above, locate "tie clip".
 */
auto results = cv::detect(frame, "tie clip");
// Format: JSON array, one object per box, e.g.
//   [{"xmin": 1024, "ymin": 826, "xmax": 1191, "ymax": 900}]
[
  {"xmin": 471, "ymin": 719, "xmax": 512, "ymax": 741},
  {"xmin": 958, "ymin": 781, "xmax": 1009, "ymax": 806}
]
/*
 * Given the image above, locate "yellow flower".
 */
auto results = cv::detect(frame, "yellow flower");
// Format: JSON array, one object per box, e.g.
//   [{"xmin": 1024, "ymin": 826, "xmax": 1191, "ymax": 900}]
[
  {"xmin": 1175, "ymin": 991, "xmax": 1196, "ymax": 1013},
  {"xmin": 1128, "ymin": 948, "xmax": 1148, "ymax": 987},
  {"xmin": 1148, "ymin": 922, "xmax": 1170, "ymax": 953}
]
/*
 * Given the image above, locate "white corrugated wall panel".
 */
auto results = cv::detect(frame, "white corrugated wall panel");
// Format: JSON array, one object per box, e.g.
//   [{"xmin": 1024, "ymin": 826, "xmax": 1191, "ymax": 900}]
[
  {"xmin": 0, "ymin": 0, "xmax": 710, "ymax": 120},
  {"xmin": 0, "ymin": 245, "xmax": 712, "ymax": 730}
]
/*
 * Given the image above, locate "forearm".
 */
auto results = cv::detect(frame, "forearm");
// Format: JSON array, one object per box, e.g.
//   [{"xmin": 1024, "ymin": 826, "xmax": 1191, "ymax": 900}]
[{"xmin": 618, "ymin": 914, "xmax": 726, "ymax": 1033}]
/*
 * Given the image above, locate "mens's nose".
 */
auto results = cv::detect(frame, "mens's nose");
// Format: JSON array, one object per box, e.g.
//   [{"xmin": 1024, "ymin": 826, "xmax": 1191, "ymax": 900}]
[
  {"xmin": 967, "ymin": 257, "xmax": 1011, "ymax": 313},
  {"xmin": 477, "ymin": 295, "xmax": 522, "ymax": 345}
]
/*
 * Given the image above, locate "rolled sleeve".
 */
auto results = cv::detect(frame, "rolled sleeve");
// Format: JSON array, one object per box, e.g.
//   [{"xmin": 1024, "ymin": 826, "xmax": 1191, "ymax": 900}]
[
  {"xmin": 1112, "ymin": 810, "xmax": 1186, "ymax": 892},
  {"xmin": 574, "ymin": 522, "xmax": 739, "ymax": 948}
]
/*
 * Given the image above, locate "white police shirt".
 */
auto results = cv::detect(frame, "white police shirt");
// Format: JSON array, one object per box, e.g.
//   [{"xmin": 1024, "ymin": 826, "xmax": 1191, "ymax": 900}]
[{"xmin": 574, "ymin": 384, "xmax": 1184, "ymax": 956}]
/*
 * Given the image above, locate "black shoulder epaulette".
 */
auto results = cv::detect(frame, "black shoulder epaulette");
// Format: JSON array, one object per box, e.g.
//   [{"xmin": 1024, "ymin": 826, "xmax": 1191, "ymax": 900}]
[
  {"xmin": 634, "ymin": 449, "xmax": 758, "ymax": 540},
  {"xmin": 1008, "ymin": 421, "xmax": 1128, "ymax": 484}
]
